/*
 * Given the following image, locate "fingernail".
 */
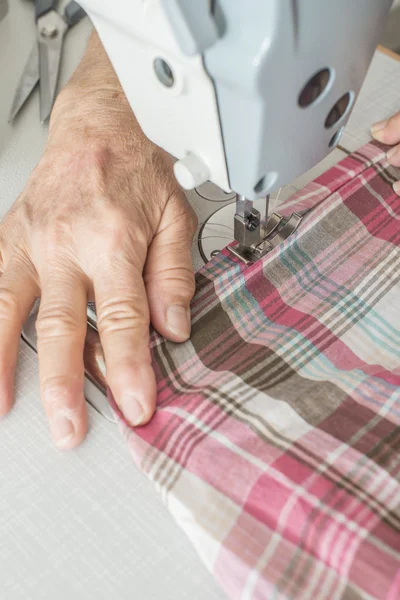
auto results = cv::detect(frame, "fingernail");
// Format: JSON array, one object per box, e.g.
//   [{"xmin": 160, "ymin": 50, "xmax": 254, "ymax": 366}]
[
  {"xmin": 387, "ymin": 146, "xmax": 398, "ymax": 161},
  {"xmin": 50, "ymin": 414, "xmax": 75, "ymax": 448},
  {"xmin": 166, "ymin": 305, "xmax": 190, "ymax": 338},
  {"xmin": 371, "ymin": 119, "xmax": 388, "ymax": 133},
  {"xmin": 121, "ymin": 394, "xmax": 144, "ymax": 426},
  {"xmin": 393, "ymin": 181, "xmax": 400, "ymax": 195},
  {"xmin": 371, "ymin": 120, "xmax": 388, "ymax": 141}
]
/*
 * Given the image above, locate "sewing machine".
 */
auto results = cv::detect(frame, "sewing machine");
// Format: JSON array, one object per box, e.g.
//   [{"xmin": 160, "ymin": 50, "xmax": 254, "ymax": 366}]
[
  {"xmin": 79, "ymin": 0, "xmax": 392, "ymax": 262},
  {"xmin": 1, "ymin": 1, "xmax": 400, "ymax": 597}
]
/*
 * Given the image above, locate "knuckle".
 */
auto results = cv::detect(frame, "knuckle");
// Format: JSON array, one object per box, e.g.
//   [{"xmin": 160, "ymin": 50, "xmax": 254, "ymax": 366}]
[
  {"xmin": 146, "ymin": 267, "xmax": 195, "ymax": 301},
  {"xmin": 164, "ymin": 270, "xmax": 196, "ymax": 297},
  {"xmin": 92, "ymin": 206, "xmax": 148, "ymax": 253},
  {"xmin": 30, "ymin": 224, "xmax": 74, "ymax": 264},
  {"xmin": 97, "ymin": 299, "xmax": 149, "ymax": 338},
  {"xmin": 99, "ymin": 203, "xmax": 125, "ymax": 229},
  {"xmin": 41, "ymin": 376, "xmax": 83, "ymax": 410},
  {"xmin": 44, "ymin": 216, "xmax": 73, "ymax": 246},
  {"xmin": 36, "ymin": 306, "xmax": 82, "ymax": 341}
]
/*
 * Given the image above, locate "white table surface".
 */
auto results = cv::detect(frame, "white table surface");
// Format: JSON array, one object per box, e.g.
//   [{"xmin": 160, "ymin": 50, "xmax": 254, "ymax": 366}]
[{"xmin": 1, "ymin": 3, "xmax": 400, "ymax": 599}]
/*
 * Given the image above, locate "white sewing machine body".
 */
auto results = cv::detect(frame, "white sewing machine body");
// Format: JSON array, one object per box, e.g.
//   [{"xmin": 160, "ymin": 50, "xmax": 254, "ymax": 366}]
[{"xmin": 78, "ymin": 0, "xmax": 391, "ymax": 200}]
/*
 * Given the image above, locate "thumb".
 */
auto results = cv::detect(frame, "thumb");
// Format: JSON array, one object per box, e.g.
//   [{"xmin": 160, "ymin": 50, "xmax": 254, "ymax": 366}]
[
  {"xmin": 371, "ymin": 111, "xmax": 400, "ymax": 145},
  {"xmin": 144, "ymin": 193, "xmax": 197, "ymax": 342}
]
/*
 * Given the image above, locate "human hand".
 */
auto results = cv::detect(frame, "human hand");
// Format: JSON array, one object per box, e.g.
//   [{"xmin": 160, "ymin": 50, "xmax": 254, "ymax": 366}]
[
  {"xmin": 371, "ymin": 112, "xmax": 400, "ymax": 194},
  {"xmin": 0, "ymin": 38, "xmax": 196, "ymax": 449}
]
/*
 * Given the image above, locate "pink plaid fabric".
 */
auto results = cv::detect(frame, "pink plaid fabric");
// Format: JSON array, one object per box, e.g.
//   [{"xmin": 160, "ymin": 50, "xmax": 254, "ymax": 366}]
[{"xmin": 110, "ymin": 141, "xmax": 400, "ymax": 600}]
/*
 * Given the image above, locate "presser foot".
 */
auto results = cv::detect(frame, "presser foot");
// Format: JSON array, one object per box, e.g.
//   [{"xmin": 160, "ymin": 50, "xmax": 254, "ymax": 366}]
[{"xmin": 228, "ymin": 210, "xmax": 302, "ymax": 265}]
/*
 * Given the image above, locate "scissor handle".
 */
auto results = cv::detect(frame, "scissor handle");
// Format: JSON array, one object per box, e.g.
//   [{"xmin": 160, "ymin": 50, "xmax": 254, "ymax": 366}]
[{"xmin": 34, "ymin": 0, "xmax": 57, "ymax": 21}]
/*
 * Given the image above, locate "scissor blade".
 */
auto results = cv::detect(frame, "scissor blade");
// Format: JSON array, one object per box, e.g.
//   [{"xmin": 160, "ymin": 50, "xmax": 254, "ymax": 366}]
[
  {"xmin": 9, "ymin": 43, "xmax": 40, "ymax": 122},
  {"xmin": 37, "ymin": 11, "xmax": 68, "ymax": 123}
]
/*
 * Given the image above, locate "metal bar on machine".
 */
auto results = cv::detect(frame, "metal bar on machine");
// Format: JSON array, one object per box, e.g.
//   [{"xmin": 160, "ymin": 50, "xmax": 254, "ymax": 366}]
[{"xmin": 235, "ymin": 194, "xmax": 253, "ymax": 218}]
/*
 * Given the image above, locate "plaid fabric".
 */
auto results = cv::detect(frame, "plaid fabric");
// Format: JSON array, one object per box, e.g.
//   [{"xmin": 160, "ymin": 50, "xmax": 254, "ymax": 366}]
[{"xmin": 110, "ymin": 140, "xmax": 400, "ymax": 600}]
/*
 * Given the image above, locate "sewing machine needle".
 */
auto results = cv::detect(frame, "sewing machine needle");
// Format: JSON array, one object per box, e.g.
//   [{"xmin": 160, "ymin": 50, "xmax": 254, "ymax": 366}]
[{"xmin": 265, "ymin": 194, "xmax": 270, "ymax": 221}]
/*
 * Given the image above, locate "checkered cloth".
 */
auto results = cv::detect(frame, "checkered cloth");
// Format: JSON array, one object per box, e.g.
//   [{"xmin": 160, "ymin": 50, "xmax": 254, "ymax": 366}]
[{"xmin": 110, "ymin": 140, "xmax": 400, "ymax": 600}]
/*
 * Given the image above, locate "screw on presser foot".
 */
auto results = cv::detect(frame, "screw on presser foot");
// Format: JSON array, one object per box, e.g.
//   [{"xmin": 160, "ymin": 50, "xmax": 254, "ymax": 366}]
[{"xmin": 228, "ymin": 193, "xmax": 302, "ymax": 264}]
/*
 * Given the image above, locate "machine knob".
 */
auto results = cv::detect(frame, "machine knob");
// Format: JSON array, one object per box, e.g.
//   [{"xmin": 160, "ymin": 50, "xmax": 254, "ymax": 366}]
[{"xmin": 174, "ymin": 153, "xmax": 209, "ymax": 189}]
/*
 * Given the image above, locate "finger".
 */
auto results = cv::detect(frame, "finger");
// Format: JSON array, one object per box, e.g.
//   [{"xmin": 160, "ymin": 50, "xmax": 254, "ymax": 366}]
[
  {"xmin": 386, "ymin": 143, "xmax": 400, "ymax": 167},
  {"xmin": 94, "ymin": 258, "xmax": 156, "ymax": 428},
  {"xmin": 36, "ymin": 265, "xmax": 88, "ymax": 449},
  {"xmin": 0, "ymin": 258, "xmax": 37, "ymax": 417},
  {"xmin": 392, "ymin": 179, "xmax": 400, "ymax": 197},
  {"xmin": 383, "ymin": 144, "xmax": 400, "ymax": 196},
  {"xmin": 371, "ymin": 112, "xmax": 400, "ymax": 145},
  {"xmin": 145, "ymin": 194, "xmax": 196, "ymax": 342}
]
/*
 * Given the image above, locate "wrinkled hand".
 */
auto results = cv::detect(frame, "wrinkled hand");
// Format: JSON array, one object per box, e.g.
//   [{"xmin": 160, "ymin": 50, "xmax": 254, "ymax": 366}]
[
  {"xmin": 371, "ymin": 111, "xmax": 400, "ymax": 194},
  {"xmin": 0, "ymin": 86, "xmax": 196, "ymax": 449}
]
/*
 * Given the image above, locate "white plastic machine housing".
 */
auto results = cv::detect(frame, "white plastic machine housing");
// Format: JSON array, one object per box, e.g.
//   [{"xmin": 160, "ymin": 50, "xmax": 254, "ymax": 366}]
[
  {"xmin": 78, "ymin": 0, "xmax": 229, "ymax": 192},
  {"xmin": 79, "ymin": 0, "xmax": 392, "ymax": 199}
]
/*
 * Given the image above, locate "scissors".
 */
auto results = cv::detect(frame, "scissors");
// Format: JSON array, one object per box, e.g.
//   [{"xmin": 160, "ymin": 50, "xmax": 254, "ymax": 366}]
[{"xmin": 9, "ymin": 0, "xmax": 86, "ymax": 123}]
